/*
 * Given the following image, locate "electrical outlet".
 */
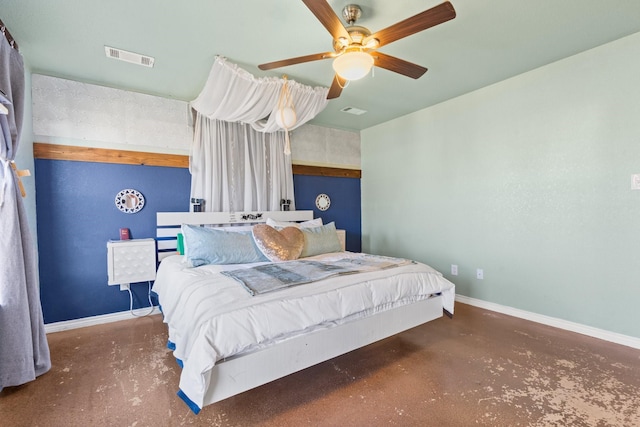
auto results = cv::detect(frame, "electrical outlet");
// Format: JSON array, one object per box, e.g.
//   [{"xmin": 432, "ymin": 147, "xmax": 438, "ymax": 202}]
[
  {"xmin": 476, "ymin": 269, "xmax": 484, "ymax": 280},
  {"xmin": 451, "ymin": 264, "xmax": 458, "ymax": 276},
  {"xmin": 632, "ymin": 174, "xmax": 640, "ymax": 190}
]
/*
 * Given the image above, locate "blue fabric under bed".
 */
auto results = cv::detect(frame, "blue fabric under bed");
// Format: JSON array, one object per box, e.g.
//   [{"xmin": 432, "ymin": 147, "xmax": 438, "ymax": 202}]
[{"xmin": 178, "ymin": 389, "xmax": 202, "ymax": 414}]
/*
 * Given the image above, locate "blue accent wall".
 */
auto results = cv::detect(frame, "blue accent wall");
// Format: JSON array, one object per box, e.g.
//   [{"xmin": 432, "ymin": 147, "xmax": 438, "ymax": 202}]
[
  {"xmin": 293, "ymin": 174, "xmax": 361, "ymax": 253},
  {"xmin": 35, "ymin": 160, "xmax": 191, "ymax": 323},
  {"xmin": 35, "ymin": 160, "xmax": 361, "ymax": 324}
]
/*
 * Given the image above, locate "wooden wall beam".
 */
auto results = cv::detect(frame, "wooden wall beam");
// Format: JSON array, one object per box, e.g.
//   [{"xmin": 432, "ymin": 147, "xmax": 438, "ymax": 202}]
[
  {"xmin": 33, "ymin": 143, "xmax": 189, "ymax": 168},
  {"xmin": 292, "ymin": 164, "xmax": 361, "ymax": 178},
  {"xmin": 33, "ymin": 143, "xmax": 361, "ymax": 178}
]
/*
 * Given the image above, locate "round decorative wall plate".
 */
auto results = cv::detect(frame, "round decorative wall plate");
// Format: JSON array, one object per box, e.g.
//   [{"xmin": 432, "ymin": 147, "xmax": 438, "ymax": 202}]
[
  {"xmin": 115, "ymin": 189, "xmax": 145, "ymax": 214},
  {"xmin": 315, "ymin": 193, "xmax": 331, "ymax": 211}
]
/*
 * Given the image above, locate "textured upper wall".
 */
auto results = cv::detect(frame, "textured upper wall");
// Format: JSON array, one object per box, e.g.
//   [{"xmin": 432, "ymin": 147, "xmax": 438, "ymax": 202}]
[
  {"xmin": 31, "ymin": 74, "xmax": 361, "ymax": 167},
  {"xmin": 291, "ymin": 124, "xmax": 360, "ymax": 169},
  {"xmin": 32, "ymin": 75, "xmax": 193, "ymax": 153}
]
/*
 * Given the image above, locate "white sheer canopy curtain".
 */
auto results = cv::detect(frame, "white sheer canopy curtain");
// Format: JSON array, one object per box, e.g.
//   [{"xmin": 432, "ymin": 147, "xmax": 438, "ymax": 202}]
[
  {"xmin": 0, "ymin": 28, "xmax": 51, "ymax": 391},
  {"xmin": 189, "ymin": 56, "xmax": 328, "ymax": 212},
  {"xmin": 190, "ymin": 117, "xmax": 295, "ymax": 212}
]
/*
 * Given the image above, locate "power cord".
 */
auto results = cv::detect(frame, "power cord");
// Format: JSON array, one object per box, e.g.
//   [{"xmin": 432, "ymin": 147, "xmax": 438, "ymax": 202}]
[{"xmin": 126, "ymin": 281, "xmax": 155, "ymax": 317}]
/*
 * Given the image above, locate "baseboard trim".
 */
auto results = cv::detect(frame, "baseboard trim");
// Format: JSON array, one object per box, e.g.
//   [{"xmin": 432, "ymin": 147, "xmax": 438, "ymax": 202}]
[
  {"xmin": 45, "ymin": 307, "xmax": 160, "ymax": 334},
  {"xmin": 456, "ymin": 295, "xmax": 640, "ymax": 350}
]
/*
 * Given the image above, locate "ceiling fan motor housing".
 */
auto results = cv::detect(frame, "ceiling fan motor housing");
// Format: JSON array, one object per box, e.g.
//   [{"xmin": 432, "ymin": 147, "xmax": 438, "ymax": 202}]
[
  {"xmin": 333, "ymin": 25, "xmax": 372, "ymax": 51},
  {"xmin": 342, "ymin": 4, "xmax": 362, "ymax": 25}
]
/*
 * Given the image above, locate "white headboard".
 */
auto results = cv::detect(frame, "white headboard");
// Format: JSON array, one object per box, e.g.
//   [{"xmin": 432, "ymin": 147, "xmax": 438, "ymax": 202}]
[{"xmin": 156, "ymin": 210, "xmax": 347, "ymax": 260}]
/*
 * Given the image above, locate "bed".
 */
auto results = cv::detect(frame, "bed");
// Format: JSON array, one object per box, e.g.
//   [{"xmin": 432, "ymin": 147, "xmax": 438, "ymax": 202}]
[{"xmin": 153, "ymin": 211, "xmax": 455, "ymax": 414}]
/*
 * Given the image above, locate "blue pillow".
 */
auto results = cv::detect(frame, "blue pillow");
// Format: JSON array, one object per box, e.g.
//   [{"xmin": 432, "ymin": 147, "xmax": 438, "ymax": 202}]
[
  {"xmin": 182, "ymin": 224, "xmax": 268, "ymax": 267},
  {"xmin": 299, "ymin": 222, "xmax": 342, "ymax": 258}
]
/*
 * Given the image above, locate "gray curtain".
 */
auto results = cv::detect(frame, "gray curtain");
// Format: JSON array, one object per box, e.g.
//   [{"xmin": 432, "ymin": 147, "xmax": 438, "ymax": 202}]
[{"xmin": 0, "ymin": 32, "xmax": 50, "ymax": 391}]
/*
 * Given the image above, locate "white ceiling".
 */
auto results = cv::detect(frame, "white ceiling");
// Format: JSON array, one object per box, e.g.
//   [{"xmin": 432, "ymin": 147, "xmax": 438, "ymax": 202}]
[{"xmin": 3, "ymin": 0, "xmax": 640, "ymax": 132}]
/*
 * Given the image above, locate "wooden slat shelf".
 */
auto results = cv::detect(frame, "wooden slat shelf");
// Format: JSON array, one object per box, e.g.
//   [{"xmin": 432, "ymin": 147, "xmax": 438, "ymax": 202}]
[
  {"xmin": 33, "ymin": 143, "xmax": 361, "ymax": 178},
  {"xmin": 33, "ymin": 143, "xmax": 189, "ymax": 168},
  {"xmin": 292, "ymin": 164, "xmax": 361, "ymax": 179}
]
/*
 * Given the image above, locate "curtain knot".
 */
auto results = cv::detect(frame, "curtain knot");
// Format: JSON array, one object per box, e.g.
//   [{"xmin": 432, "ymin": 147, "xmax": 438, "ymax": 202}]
[
  {"xmin": 1, "ymin": 160, "xmax": 30, "ymax": 205},
  {"xmin": 11, "ymin": 161, "xmax": 30, "ymax": 198}
]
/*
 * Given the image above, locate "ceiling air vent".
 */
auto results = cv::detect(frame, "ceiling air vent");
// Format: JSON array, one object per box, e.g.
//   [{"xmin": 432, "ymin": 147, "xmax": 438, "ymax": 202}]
[
  {"xmin": 104, "ymin": 46, "xmax": 155, "ymax": 68},
  {"xmin": 340, "ymin": 106, "xmax": 367, "ymax": 116}
]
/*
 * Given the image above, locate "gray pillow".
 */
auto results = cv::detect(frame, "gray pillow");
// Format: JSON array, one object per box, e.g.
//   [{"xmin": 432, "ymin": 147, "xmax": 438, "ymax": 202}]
[{"xmin": 299, "ymin": 222, "xmax": 342, "ymax": 258}]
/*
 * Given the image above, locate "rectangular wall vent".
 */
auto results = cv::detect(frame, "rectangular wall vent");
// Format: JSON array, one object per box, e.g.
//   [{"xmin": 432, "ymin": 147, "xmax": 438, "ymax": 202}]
[
  {"xmin": 104, "ymin": 46, "xmax": 155, "ymax": 68},
  {"xmin": 340, "ymin": 106, "xmax": 367, "ymax": 116}
]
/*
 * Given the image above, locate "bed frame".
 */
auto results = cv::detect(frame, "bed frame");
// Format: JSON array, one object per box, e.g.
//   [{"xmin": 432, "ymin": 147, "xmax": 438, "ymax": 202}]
[{"xmin": 156, "ymin": 211, "xmax": 445, "ymax": 411}]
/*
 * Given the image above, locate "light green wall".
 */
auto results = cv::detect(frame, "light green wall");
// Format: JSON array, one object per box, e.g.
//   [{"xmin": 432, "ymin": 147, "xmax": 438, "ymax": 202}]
[{"xmin": 362, "ymin": 32, "xmax": 640, "ymax": 338}]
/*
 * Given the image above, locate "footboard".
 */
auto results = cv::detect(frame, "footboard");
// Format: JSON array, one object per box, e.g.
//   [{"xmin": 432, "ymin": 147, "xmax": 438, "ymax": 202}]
[{"xmin": 192, "ymin": 295, "xmax": 443, "ymax": 410}]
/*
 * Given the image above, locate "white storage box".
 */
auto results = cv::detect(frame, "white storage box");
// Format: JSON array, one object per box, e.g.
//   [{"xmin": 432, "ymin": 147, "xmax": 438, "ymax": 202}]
[{"xmin": 107, "ymin": 238, "xmax": 157, "ymax": 285}]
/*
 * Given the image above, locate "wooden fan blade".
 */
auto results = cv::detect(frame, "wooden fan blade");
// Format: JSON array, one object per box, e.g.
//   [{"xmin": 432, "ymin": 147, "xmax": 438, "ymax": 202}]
[
  {"xmin": 327, "ymin": 74, "xmax": 347, "ymax": 99},
  {"xmin": 302, "ymin": 0, "xmax": 351, "ymax": 41},
  {"xmin": 373, "ymin": 52, "xmax": 428, "ymax": 79},
  {"xmin": 364, "ymin": 1, "xmax": 456, "ymax": 48},
  {"xmin": 258, "ymin": 52, "xmax": 335, "ymax": 71}
]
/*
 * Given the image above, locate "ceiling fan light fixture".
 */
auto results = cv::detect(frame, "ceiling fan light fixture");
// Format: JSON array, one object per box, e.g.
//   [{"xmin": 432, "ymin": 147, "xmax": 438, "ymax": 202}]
[{"xmin": 332, "ymin": 51, "xmax": 373, "ymax": 81}]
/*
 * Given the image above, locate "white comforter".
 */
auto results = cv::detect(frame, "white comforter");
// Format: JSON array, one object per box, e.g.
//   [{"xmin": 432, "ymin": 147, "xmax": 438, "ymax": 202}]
[{"xmin": 152, "ymin": 251, "xmax": 455, "ymax": 409}]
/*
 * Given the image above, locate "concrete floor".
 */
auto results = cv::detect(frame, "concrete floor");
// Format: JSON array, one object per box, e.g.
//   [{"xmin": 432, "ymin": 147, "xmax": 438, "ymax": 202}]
[{"xmin": 2, "ymin": 303, "xmax": 639, "ymax": 426}]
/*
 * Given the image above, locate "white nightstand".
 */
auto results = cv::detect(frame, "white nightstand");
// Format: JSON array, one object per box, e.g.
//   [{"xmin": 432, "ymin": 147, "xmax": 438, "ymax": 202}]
[{"xmin": 107, "ymin": 238, "xmax": 156, "ymax": 290}]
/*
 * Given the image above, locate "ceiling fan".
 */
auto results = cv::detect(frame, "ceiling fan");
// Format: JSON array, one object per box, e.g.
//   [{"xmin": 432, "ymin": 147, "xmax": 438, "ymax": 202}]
[{"xmin": 258, "ymin": 0, "xmax": 456, "ymax": 99}]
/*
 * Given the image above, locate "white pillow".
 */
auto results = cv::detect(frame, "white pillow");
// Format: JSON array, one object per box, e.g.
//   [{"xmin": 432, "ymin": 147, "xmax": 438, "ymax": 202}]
[
  {"xmin": 213, "ymin": 225, "xmax": 255, "ymax": 233},
  {"xmin": 266, "ymin": 217, "xmax": 323, "ymax": 229}
]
